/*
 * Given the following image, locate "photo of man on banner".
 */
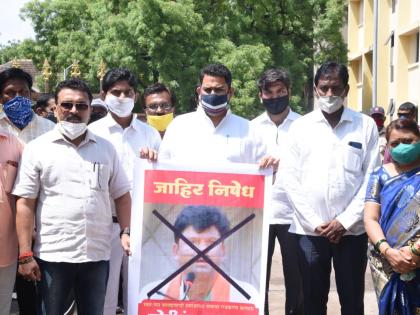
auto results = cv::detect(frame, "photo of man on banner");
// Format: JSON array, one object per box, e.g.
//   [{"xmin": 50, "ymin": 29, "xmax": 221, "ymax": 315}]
[
  {"xmin": 128, "ymin": 162, "xmax": 270, "ymax": 315},
  {"xmin": 139, "ymin": 205, "xmax": 259, "ymax": 303}
]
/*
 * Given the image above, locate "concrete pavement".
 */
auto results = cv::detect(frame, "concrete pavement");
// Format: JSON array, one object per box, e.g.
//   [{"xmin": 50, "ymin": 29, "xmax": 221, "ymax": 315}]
[
  {"xmin": 10, "ymin": 242, "xmax": 378, "ymax": 314},
  {"xmin": 268, "ymin": 241, "xmax": 378, "ymax": 314}
]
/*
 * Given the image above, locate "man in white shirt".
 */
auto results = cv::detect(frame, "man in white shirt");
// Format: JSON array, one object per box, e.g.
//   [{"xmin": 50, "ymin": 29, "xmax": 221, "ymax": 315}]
[
  {"xmin": 251, "ymin": 69, "xmax": 303, "ymax": 315},
  {"xmin": 159, "ymin": 63, "xmax": 272, "ymax": 166},
  {"xmin": 0, "ymin": 68, "xmax": 55, "ymax": 144},
  {"xmin": 89, "ymin": 68, "xmax": 161, "ymax": 315},
  {"xmin": 279, "ymin": 62, "xmax": 380, "ymax": 315},
  {"xmin": 13, "ymin": 78, "xmax": 132, "ymax": 315}
]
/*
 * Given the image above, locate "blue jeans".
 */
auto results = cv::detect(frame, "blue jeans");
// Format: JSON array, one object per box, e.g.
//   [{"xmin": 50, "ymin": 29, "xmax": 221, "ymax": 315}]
[{"xmin": 36, "ymin": 259, "xmax": 109, "ymax": 315}]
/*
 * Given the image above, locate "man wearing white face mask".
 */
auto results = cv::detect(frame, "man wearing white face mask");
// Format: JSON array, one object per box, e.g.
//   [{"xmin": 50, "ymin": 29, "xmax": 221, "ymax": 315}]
[
  {"xmin": 89, "ymin": 68, "xmax": 161, "ymax": 315},
  {"xmin": 278, "ymin": 61, "xmax": 380, "ymax": 315},
  {"xmin": 13, "ymin": 78, "xmax": 132, "ymax": 315}
]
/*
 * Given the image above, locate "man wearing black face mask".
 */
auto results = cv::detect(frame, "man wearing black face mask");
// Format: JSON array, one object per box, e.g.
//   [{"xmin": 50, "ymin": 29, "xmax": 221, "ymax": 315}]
[
  {"xmin": 251, "ymin": 68, "xmax": 303, "ymax": 315},
  {"xmin": 158, "ymin": 63, "xmax": 276, "ymax": 167}
]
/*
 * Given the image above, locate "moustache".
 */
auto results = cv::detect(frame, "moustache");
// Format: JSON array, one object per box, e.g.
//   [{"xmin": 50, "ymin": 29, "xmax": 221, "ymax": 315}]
[{"xmin": 64, "ymin": 114, "xmax": 82, "ymax": 122}]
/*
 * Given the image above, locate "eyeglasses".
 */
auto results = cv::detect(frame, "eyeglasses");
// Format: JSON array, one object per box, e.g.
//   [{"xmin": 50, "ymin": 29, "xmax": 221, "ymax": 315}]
[
  {"xmin": 59, "ymin": 102, "xmax": 89, "ymax": 111},
  {"xmin": 146, "ymin": 103, "xmax": 172, "ymax": 111}
]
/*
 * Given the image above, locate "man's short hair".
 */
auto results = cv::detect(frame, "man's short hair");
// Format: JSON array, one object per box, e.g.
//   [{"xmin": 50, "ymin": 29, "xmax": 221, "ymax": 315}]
[
  {"xmin": 314, "ymin": 61, "xmax": 349, "ymax": 87},
  {"xmin": 258, "ymin": 68, "xmax": 291, "ymax": 92},
  {"xmin": 102, "ymin": 68, "xmax": 138, "ymax": 94},
  {"xmin": 173, "ymin": 205, "xmax": 230, "ymax": 243},
  {"xmin": 143, "ymin": 82, "xmax": 176, "ymax": 107},
  {"xmin": 199, "ymin": 64, "xmax": 232, "ymax": 88},
  {"xmin": 0, "ymin": 68, "xmax": 33, "ymax": 93},
  {"xmin": 398, "ymin": 102, "xmax": 417, "ymax": 114},
  {"xmin": 54, "ymin": 78, "xmax": 93, "ymax": 104},
  {"xmin": 34, "ymin": 93, "xmax": 54, "ymax": 110}
]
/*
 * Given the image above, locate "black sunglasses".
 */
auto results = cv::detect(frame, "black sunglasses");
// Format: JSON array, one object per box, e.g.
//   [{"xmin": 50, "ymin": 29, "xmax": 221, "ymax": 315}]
[{"xmin": 59, "ymin": 102, "xmax": 89, "ymax": 111}]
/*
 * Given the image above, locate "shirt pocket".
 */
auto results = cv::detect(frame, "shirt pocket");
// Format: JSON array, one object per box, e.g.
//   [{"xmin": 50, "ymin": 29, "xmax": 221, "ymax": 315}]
[
  {"xmin": 343, "ymin": 145, "xmax": 363, "ymax": 173},
  {"xmin": 89, "ymin": 162, "xmax": 110, "ymax": 191}
]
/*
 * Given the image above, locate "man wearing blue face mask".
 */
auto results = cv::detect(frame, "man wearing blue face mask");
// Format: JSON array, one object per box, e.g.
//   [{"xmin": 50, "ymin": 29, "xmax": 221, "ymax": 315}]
[
  {"xmin": 158, "ymin": 63, "xmax": 275, "ymax": 167},
  {"xmin": 279, "ymin": 61, "xmax": 380, "ymax": 315},
  {"xmin": 0, "ymin": 68, "xmax": 55, "ymax": 144},
  {"xmin": 251, "ymin": 69, "xmax": 303, "ymax": 315}
]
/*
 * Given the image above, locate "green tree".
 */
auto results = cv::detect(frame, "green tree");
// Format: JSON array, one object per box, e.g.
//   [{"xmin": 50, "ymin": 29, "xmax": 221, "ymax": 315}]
[{"xmin": 0, "ymin": 0, "xmax": 347, "ymax": 118}]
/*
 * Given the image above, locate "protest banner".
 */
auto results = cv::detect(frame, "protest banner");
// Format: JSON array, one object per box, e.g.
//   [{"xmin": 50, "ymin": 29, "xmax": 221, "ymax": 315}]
[{"xmin": 128, "ymin": 160, "xmax": 271, "ymax": 315}]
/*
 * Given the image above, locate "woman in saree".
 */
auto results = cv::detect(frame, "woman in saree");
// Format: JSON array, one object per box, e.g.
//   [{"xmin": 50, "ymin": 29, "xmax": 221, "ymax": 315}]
[{"xmin": 364, "ymin": 118, "xmax": 420, "ymax": 315}]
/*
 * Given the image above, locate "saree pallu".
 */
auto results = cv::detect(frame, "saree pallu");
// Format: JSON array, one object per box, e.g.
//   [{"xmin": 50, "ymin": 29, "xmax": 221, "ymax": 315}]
[{"xmin": 365, "ymin": 166, "xmax": 420, "ymax": 315}]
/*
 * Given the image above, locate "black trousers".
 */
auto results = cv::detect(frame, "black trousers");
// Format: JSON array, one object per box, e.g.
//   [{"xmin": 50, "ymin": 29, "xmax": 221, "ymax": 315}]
[
  {"xmin": 295, "ymin": 233, "xmax": 368, "ymax": 315},
  {"xmin": 15, "ymin": 274, "xmax": 37, "ymax": 315},
  {"xmin": 265, "ymin": 224, "xmax": 304, "ymax": 315}
]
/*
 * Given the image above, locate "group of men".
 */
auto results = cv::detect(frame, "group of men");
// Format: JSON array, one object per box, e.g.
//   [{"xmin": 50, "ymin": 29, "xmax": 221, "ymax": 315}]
[{"xmin": 0, "ymin": 59, "xmax": 386, "ymax": 315}]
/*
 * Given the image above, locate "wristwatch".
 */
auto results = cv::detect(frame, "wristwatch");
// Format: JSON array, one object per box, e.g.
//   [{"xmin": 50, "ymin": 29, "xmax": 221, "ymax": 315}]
[{"xmin": 119, "ymin": 227, "xmax": 130, "ymax": 238}]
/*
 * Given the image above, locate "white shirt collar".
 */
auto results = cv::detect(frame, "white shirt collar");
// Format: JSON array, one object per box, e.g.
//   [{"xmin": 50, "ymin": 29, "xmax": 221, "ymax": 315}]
[
  {"xmin": 196, "ymin": 105, "xmax": 233, "ymax": 129},
  {"xmin": 313, "ymin": 107, "xmax": 354, "ymax": 125},
  {"xmin": 51, "ymin": 125, "xmax": 97, "ymax": 145},
  {"xmin": 102, "ymin": 112, "xmax": 142, "ymax": 132}
]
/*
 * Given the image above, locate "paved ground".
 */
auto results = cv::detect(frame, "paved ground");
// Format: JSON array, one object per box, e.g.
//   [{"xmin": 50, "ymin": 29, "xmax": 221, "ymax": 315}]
[
  {"xmin": 10, "ymin": 243, "xmax": 378, "ymax": 314},
  {"xmin": 268, "ymin": 242, "xmax": 378, "ymax": 315}
]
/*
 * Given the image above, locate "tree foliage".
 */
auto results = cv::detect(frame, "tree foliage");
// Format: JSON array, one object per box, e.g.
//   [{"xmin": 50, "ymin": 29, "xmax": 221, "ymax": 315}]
[{"xmin": 0, "ymin": 0, "xmax": 347, "ymax": 118}]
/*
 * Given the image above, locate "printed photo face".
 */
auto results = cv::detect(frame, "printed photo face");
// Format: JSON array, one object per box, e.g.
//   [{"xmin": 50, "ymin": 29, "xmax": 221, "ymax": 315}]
[{"xmin": 172, "ymin": 225, "xmax": 226, "ymax": 277}]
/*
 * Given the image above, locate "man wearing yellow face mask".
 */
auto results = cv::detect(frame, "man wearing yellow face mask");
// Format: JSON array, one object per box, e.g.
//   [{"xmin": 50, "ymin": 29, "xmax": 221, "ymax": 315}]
[{"xmin": 143, "ymin": 83, "xmax": 175, "ymax": 138}]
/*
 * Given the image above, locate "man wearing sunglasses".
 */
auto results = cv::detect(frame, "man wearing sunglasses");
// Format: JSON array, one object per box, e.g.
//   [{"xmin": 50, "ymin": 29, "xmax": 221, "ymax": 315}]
[
  {"xmin": 13, "ymin": 78, "xmax": 132, "ymax": 315},
  {"xmin": 89, "ymin": 68, "xmax": 161, "ymax": 315}
]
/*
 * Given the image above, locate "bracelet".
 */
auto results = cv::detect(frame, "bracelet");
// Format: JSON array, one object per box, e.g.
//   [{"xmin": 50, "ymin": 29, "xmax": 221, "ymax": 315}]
[
  {"xmin": 374, "ymin": 239, "xmax": 387, "ymax": 252},
  {"xmin": 410, "ymin": 243, "xmax": 420, "ymax": 257},
  {"xmin": 120, "ymin": 227, "xmax": 130, "ymax": 238},
  {"xmin": 18, "ymin": 257, "xmax": 34, "ymax": 265},
  {"xmin": 18, "ymin": 251, "xmax": 33, "ymax": 260},
  {"xmin": 383, "ymin": 247, "xmax": 391, "ymax": 257}
]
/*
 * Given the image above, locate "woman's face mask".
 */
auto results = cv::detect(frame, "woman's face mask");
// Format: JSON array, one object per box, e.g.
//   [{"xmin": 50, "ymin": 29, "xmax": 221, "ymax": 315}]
[{"xmin": 390, "ymin": 140, "xmax": 420, "ymax": 165}]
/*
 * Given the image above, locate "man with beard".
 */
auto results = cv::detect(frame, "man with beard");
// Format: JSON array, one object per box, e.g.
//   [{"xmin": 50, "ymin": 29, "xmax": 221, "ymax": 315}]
[
  {"xmin": 251, "ymin": 68, "xmax": 303, "ymax": 315},
  {"xmin": 13, "ymin": 78, "xmax": 132, "ymax": 315}
]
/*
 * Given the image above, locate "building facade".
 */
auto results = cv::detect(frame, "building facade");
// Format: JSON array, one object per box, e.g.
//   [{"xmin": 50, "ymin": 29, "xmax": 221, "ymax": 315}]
[{"xmin": 348, "ymin": 0, "xmax": 419, "ymax": 119}]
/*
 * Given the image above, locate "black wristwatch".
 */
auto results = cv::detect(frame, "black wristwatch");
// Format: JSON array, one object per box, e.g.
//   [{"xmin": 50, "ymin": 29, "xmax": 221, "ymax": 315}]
[{"xmin": 119, "ymin": 227, "xmax": 130, "ymax": 238}]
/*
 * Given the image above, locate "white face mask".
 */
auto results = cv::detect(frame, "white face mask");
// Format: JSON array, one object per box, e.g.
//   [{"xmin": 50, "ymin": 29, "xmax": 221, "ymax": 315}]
[
  {"xmin": 315, "ymin": 87, "xmax": 346, "ymax": 114},
  {"xmin": 317, "ymin": 95, "xmax": 344, "ymax": 114},
  {"xmin": 58, "ymin": 121, "xmax": 87, "ymax": 140},
  {"xmin": 105, "ymin": 94, "xmax": 134, "ymax": 117}
]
